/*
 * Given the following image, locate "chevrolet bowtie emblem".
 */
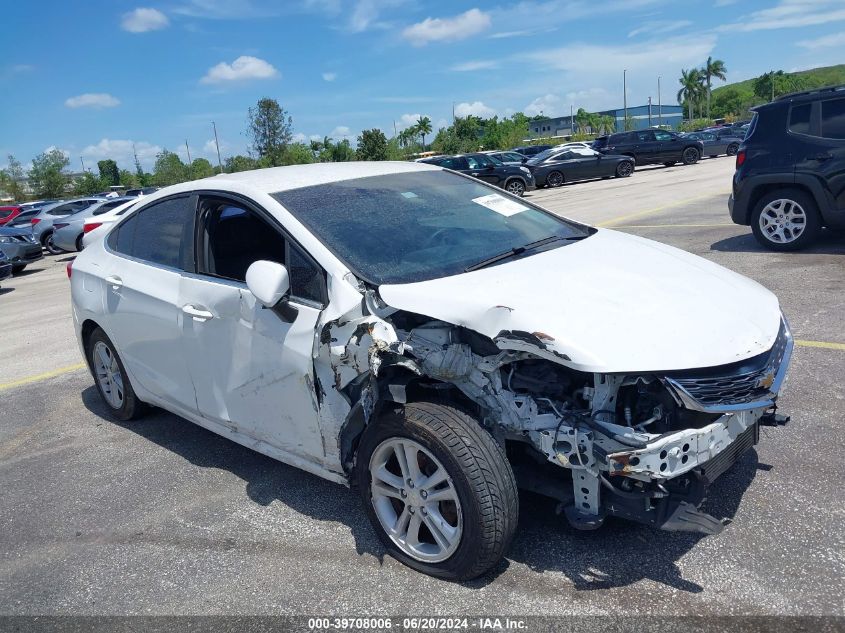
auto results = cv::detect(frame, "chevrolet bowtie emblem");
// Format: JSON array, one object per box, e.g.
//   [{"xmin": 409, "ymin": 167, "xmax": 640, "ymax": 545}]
[{"xmin": 757, "ymin": 371, "xmax": 775, "ymax": 390}]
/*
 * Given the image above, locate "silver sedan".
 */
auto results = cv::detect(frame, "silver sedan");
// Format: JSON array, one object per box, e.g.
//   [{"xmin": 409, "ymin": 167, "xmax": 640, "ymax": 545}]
[{"xmin": 51, "ymin": 197, "xmax": 134, "ymax": 252}]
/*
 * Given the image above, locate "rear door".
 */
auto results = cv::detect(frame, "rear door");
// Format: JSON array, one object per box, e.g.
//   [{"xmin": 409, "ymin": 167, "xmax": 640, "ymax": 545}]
[
  {"xmin": 465, "ymin": 154, "xmax": 501, "ymax": 185},
  {"xmin": 178, "ymin": 193, "xmax": 328, "ymax": 463},
  {"xmin": 816, "ymin": 96, "xmax": 845, "ymax": 215},
  {"xmin": 100, "ymin": 194, "xmax": 198, "ymax": 413}
]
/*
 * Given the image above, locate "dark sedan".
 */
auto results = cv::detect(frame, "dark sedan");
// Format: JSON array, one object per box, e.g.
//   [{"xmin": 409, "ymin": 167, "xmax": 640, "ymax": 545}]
[
  {"xmin": 681, "ymin": 130, "xmax": 742, "ymax": 157},
  {"xmin": 527, "ymin": 147, "xmax": 635, "ymax": 187},
  {"xmin": 419, "ymin": 152, "xmax": 536, "ymax": 196},
  {"xmin": 0, "ymin": 226, "xmax": 43, "ymax": 273}
]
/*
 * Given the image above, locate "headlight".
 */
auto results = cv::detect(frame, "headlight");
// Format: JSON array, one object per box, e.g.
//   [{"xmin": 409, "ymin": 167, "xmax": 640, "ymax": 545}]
[
  {"xmin": 519, "ymin": 166, "xmax": 530, "ymax": 174},
  {"xmin": 0, "ymin": 236, "xmax": 13, "ymax": 243}
]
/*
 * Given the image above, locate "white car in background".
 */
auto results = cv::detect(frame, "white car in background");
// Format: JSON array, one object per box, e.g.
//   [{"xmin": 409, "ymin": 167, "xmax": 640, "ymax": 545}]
[
  {"xmin": 81, "ymin": 199, "xmax": 140, "ymax": 248},
  {"xmin": 69, "ymin": 162, "xmax": 792, "ymax": 581}
]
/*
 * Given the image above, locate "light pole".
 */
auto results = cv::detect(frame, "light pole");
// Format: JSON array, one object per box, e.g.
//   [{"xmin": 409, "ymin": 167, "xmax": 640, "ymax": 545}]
[
  {"xmin": 623, "ymin": 69, "xmax": 628, "ymax": 131},
  {"xmin": 658, "ymin": 75, "xmax": 662, "ymax": 128},
  {"xmin": 212, "ymin": 121, "xmax": 223, "ymax": 172}
]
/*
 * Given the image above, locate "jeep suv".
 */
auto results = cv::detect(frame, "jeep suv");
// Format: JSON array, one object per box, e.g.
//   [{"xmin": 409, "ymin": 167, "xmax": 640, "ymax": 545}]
[
  {"xmin": 729, "ymin": 85, "xmax": 845, "ymax": 250},
  {"xmin": 419, "ymin": 152, "xmax": 536, "ymax": 196},
  {"xmin": 594, "ymin": 130, "xmax": 704, "ymax": 166}
]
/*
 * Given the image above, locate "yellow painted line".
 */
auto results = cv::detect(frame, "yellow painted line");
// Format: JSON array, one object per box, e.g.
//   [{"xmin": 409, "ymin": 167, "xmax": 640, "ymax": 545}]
[
  {"xmin": 618, "ymin": 223, "xmax": 736, "ymax": 228},
  {"xmin": 0, "ymin": 362, "xmax": 86, "ymax": 392},
  {"xmin": 795, "ymin": 339, "xmax": 845, "ymax": 351},
  {"xmin": 597, "ymin": 192, "xmax": 732, "ymax": 227}
]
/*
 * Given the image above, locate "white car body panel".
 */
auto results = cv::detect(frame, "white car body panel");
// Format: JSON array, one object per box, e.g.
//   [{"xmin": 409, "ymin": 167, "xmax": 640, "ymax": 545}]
[{"xmin": 379, "ymin": 228, "xmax": 781, "ymax": 373}]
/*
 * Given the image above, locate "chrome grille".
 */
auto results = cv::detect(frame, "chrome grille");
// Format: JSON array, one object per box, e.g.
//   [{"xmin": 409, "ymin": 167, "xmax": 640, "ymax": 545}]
[{"xmin": 665, "ymin": 320, "xmax": 792, "ymax": 413}]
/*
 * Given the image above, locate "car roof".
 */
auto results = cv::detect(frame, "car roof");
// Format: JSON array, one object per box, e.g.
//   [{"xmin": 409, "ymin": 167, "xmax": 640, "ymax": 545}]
[{"xmin": 194, "ymin": 161, "xmax": 441, "ymax": 194}]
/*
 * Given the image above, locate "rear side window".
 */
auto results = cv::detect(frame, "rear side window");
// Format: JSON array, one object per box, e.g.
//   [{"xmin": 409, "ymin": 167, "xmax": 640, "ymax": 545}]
[
  {"xmin": 108, "ymin": 196, "xmax": 194, "ymax": 270},
  {"xmin": 438, "ymin": 156, "xmax": 468, "ymax": 170},
  {"xmin": 821, "ymin": 98, "xmax": 845, "ymax": 139},
  {"xmin": 788, "ymin": 104, "xmax": 812, "ymax": 135}
]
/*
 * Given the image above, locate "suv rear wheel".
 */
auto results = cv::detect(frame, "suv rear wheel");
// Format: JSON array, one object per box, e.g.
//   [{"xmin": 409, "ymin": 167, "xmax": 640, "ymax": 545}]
[
  {"xmin": 356, "ymin": 402, "xmax": 518, "ymax": 580},
  {"xmin": 751, "ymin": 188, "xmax": 821, "ymax": 251},
  {"xmin": 682, "ymin": 147, "xmax": 700, "ymax": 165}
]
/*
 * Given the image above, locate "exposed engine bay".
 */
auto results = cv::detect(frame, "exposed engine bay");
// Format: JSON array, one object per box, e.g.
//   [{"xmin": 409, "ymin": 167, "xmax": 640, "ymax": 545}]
[{"xmin": 315, "ymin": 290, "xmax": 792, "ymax": 536}]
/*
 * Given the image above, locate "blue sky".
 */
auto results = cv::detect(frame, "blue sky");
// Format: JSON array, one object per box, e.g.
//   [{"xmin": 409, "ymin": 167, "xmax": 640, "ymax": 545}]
[{"xmin": 2, "ymin": 0, "xmax": 844, "ymax": 171}]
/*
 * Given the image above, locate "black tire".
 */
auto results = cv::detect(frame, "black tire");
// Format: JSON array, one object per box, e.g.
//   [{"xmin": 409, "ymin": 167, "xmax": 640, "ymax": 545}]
[
  {"xmin": 546, "ymin": 171, "xmax": 564, "ymax": 188},
  {"xmin": 709, "ymin": 155, "xmax": 718, "ymax": 158},
  {"xmin": 75, "ymin": 234, "xmax": 84, "ymax": 252},
  {"xmin": 663, "ymin": 161, "xmax": 676, "ymax": 167},
  {"xmin": 11, "ymin": 265, "xmax": 25, "ymax": 274},
  {"xmin": 615, "ymin": 161, "xmax": 634, "ymax": 178},
  {"xmin": 86, "ymin": 327, "xmax": 146, "ymax": 421},
  {"xmin": 727, "ymin": 143, "xmax": 739, "ymax": 156},
  {"xmin": 504, "ymin": 178, "xmax": 526, "ymax": 197},
  {"xmin": 356, "ymin": 401, "xmax": 518, "ymax": 581},
  {"xmin": 750, "ymin": 188, "xmax": 821, "ymax": 251},
  {"xmin": 682, "ymin": 147, "xmax": 700, "ymax": 165},
  {"xmin": 43, "ymin": 231, "xmax": 64, "ymax": 255}
]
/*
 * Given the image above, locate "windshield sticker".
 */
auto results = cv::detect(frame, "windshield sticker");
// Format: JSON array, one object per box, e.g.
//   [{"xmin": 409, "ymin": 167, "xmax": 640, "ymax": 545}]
[
  {"xmin": 471, "ymin": 194, "xmax": 529, "ymax": 217},
  {"xmin": 400, "ymin": 191, "xmax": 419, "ymax": 199}
]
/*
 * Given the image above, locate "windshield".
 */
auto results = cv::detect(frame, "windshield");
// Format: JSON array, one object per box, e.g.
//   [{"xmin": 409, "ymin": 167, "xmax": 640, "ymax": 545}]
[{"xmin": 273, "ymin": 170, "xmax": 592, "ymax": 285}]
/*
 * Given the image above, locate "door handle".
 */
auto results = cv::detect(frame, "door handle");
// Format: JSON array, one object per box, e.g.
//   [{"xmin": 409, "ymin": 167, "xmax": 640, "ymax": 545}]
[
  {"xmin": 182, "ymin": 304, "xmax": 214, "ymax": 322},
  {"xmin": 471, "ymin": 172, "xmax": 480, "ymax": 176},
  {"xmin": 104, "ymin": 275, "xmax": 122, "ymax": 289},
  {"xmin": 811, "ymin": 153, "xmax": 832, "ymax": 162}
]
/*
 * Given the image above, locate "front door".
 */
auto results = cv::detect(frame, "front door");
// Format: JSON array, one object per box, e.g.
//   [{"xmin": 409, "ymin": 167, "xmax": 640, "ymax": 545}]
[{"xmin": 179, "ymin": 194, "xmax": 328, "ymax": 464}]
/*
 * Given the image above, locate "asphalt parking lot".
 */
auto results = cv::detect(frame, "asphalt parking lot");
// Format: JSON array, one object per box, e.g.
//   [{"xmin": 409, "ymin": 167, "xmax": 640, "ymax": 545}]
[{"xmin": 1, "ymin": 157, "xmax": 844, "ymax": 617}]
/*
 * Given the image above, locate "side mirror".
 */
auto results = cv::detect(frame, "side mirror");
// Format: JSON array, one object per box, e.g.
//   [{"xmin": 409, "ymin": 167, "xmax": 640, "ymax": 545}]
[{"xmin": 246, "ymin": 260, "xmax": 290, "ymax": 308}]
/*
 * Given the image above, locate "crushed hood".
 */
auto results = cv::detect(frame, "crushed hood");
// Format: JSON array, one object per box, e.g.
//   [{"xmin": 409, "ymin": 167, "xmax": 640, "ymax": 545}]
[{"xmin": 378, "ymin": 229, "xmax": 782, "ymax": 373}]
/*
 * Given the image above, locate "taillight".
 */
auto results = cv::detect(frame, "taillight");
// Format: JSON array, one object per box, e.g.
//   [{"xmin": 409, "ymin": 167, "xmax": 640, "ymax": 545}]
[
  {"xmin": 736, "ymin": 149, "xmax": 746, "ymax": 168},
  {"xmin": 83, "ymin": 222, "xmax": 102, "ymax": 233},
  {"xmin": 31, "ymin": 218, "xmax": 41, "ymax": 226},
  {"xmin": 66, "ymin": 260, "xmax": 73, "ymax": 279}
]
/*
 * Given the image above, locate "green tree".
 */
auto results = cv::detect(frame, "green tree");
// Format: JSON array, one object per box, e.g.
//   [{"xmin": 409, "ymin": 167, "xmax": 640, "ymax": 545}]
[
  {"xmin": 224, "ymin": 155, "xmax": 259, "ymax": 173},
  {"xmin": 752, "ymin": 70, "xmax": 809, "ymax": 102},
  {"xmin": 118, "ymin": 169, "xmax": 138, "ymax": 188},
  {"xmin": 152, "ymin": 149, "xmax": 188, "ymax": 186},
  {"xmin": 416, "ymin": 116, "xmax": 432, "ymax": 149},
  {"xmin": 74, "ymin": 172, "xmax": 101, "ymax": 196},
  {"xmin": 1, "ymin": 155, "xmax": 26, "ymax": 201},
  {"xmin": 702, "ymin": 56, "xmax": 727, "ymax": 119},
  {"xmin": 189, "ymin": 158, "xmax": 215, "ymax": 179},
  {"xmin": 574, "ymin": 108, "xmax": 590, "ymax": 134},
  {"xmin": 29, "ymin": 149, "xmax": 70, "ymax": 198},
  {"xmin": 246, "ymin": 97, "xmax": 293, "ymax": 166},
  {"xmin": 328, "ymin": 139, "xmax": 356, "ymax": 162},
  {"xmin": 280, "ymin": 143, "xmax": 315, "ymax": 165},
  {"xmin": 97, "ymin": 159, "xmax": 120, "ymax": 187},
  {"xmin": 678, "ymin": 68, "xmax": 704, "ymax": 121},
  {"xmin": 357, "ymin": 128, "xmax": 389, "ymax": 160},
  {"xmin": 711, "ymin": 86, "xmax": 746, "ymax": 118}
]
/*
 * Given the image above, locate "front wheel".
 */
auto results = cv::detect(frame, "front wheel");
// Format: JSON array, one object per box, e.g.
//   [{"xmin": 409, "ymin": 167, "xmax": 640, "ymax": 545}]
[
  {"xmin": 504, "ymin": 179, "xmax": 526, "ymax": 197},
  {"xmin": 545, "ymin": 171, "xmax": 564, "ymax": 187},
  {"xmin": 11, "ymin": 265, "xmax": 26, "ymax": 274},
  {"xmin": 615, "ymin": 161, "xmax": 634, "ymax": 178},
  {"xmin": 727, "ymin": 143, "xmax": 739, "ymax": 156},
  {"xmin": 751, "ymin": 189, "xmax": 821, "ymax": 251},
  {"xmin": 44, "ymin": 232, "xmax": 64, "ymax": 255},
  {"xmin": 356, "ymin": 402, "xmax": 519, "ymax": 581},
  {"xmin": 87, "ymin": 327, "xmax": 146, "ymax": 421},
  {"xmin": 682, "ymin": 147, "xmax": 700, "ymax": 165}
]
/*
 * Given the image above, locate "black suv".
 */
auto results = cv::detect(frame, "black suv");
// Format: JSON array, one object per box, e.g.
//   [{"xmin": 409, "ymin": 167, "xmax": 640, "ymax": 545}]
[
  {"xmin": 419, "ymin": 153, "xmax": 536, "ymax": 196},
  {"xmin": 510, "ymin": 145, "xmax": 552, "ymax": 157},
  {"xmin": 730, "ymin": 85, "xmax": 845, "ymax": 250},
  {"xmin": 594, "ymin": 130, "xmax": 704, "ymax": 167}
]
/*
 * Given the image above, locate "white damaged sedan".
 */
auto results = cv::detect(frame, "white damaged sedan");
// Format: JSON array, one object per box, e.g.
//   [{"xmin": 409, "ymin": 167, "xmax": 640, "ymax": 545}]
[{"xmin": 70, "ymin": 161, "xmax": 792, "ymax": 580}]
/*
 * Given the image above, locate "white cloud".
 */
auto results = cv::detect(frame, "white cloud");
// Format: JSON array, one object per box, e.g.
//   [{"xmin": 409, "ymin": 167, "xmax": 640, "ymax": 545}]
[
  {"xmin": 524, "ymin": 94, "xmax": 562, "ymax": 117},
  {"xmin": 797, "ymin": 31, "xmax": 845, "ymax": 49},
  {"xmin": 721, "ymin": 0, "xmax": 845, "ymax": 31},
  {"xmin": 65, "ymin": 93, "xmax": 121, "ymax": 109},
  {"xmin": 454, "ymin": 101, "xmax": 496, "ymax": 118},
  {"xmin": 403, "ymin": 8, "xmax": 491, "ymax": 46},
  {"xmin": 398, "ymin": 113, "xmax": 434, "ymax": 130},
  {"xmin": 449, "ymin": 60, "xmax": 498, "ymax": 72},
  {"xmin": 10, "ymin": 64, "xmax": 35, "ymax": 73},
  {"xmin": 200, "ymin": 55, "xmax": 279, "ymax": 84},
  {"xmin": 330, "ymin": 126, "xmax": 351, "ymax": 138},
  {"xmin": 121, "ymin": 8, "xmax": 170, "ymax": 33},
  {"xmin": 322, "ymin": 72, "xmax": 337, "ymax": 81},
  {"xmin": 202, "ymin": 138, "xmax": 229, "ymax": 157},
  {"xmin": 80, "ymin": 139, "xmax": 162, "ymax": 171},
  {"xmin": 628, "ymin": 20, "xmax": 692, "ymax": 38},
  {"xmin": 347, "ymin": 0, "xmax": 404, "ymax": 32}
]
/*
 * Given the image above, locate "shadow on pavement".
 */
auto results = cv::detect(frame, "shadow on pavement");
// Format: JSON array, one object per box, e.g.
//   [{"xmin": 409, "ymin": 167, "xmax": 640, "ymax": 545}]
[
  {"xmin": 711, "ymin": 230, "xmax": 845, "ymax": 254},
  {"xmin": 82, "ymin": 386, "xmax": 758, "ymax": 593}
]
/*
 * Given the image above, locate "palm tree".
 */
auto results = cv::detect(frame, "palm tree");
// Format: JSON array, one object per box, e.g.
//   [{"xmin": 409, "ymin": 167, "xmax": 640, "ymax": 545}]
[
  {"xmin": 702, "ymin": 56, "xmax": 727, "ymax": 119},
  {"xmin": 416, "ymin": 116, "xmax": 432, "ymax": 149},
  {"xmin": 678, "ymin": 68, "xmax": 704, "ymax": 121}
]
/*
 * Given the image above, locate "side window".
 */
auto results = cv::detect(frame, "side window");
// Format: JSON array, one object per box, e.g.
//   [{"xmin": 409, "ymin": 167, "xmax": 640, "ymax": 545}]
[
  {"xmin": 788, "ymin": 103, "xmax": 812, "ymax": 135},
  {"xmin": 287, "ymin": 243, "xmax": 324, "ymax": 305},
  {"xmin": 108, "ymin": 196, "xmax": 194, "ymax": 270},
  {"xmin": 653, "ymin": 131, "xmax": 672, "ymax": 141},
  {"xmin": 821, "ymin": 98, "xmax": 845, "ymax": 140},
  {"xmin": 466, "ymin": 155, "xmax": 482, "ymax": 169},
  {"xmin": 48, "ymin": 203, "xmax": 74, "ymax": 216}
]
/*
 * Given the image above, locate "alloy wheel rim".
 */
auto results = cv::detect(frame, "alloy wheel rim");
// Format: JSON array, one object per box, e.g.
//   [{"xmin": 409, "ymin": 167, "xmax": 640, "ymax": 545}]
[
  {"xmin": 684, "ymin": 148, "xmax": 698, "ymax": 163},
  {"xmin": 618, "ymin": 162, "xmax": 632, "ymax": 176},
  {"xmin": 93, "ymin": 341, "xmax": 124, "ymax": 409},
  {"xmin": 507, "ymin": 181, "xmax": 525, "ymax": 195},
  {"xmin": 369, "ymin": 438, "xmax": 462, "ymax": 563},
  {"xmin": 547, "ymin": 172, "xmax": 563, "ymax": 187},
  {"xmin": 759, "ymin": 199, "xmax": 806, "ymax": 244}
]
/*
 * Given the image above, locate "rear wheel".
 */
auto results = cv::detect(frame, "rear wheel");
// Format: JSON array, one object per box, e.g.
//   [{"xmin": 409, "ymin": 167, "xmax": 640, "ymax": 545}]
[
  {"xmin": 545, "ymin": 171, "xmax": 564, "ymax": 187},
  {"xmin": 75, "ymin": 234, "xmax": 84, "ymax": 252},
  {"xmin": 727, "ymin": 143, "xmax": 739, "ymax": 156},
  {"xmin": 11, "ymin": 265, "xmax": 26, "ymax": 274},
  {"xmin": 356, "ymin": 402, "xmax": 518, "ymax": 581},
  {"xmin": 682, "ymin": 147, "xmax": 700, "ymax": 165},
  {"xmin": 504, "ymin": 178, "xmax": 526, "ymax": 197},
  {"xmin": 87, "ymin": 328, "xmax": 145, "ymax": 421},
  {"xmin": 615, "ymin": 161, "xmax": 634, "ymax": 178},
  {"xmin": 751, "ymin": 188, "xmax": 821, "ymax": 251},
  {"xmin": 44, "ymin": 231, "xmax": 64, "ymax": 255}
]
